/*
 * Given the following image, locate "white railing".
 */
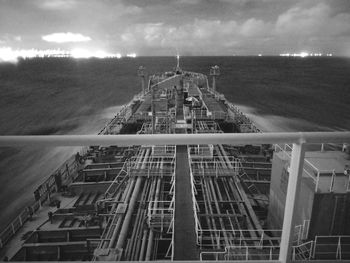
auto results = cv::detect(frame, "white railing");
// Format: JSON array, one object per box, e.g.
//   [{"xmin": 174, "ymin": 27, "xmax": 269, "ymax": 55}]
[
  {"xmin": 189, "ymin": 159, "xmax": 240, "ymax": 178},
  {"xmin": 188, "ymin": 144, "xmax": 214, "ymax": 158},
  {"xmin": 147, "ymin": 200, "xmax": 174, "ymax": 233},
  {"xmin": 198, "ymin": 229, "xmax": 282, "ymax": 250},
  {"xmin": 0, "ymin": 132, "xmax": 349, "ymax": 263},
  {"xmin": 151, "ymin": 145, "xmax": 176, "ymax": 157},
  {"xmin": 313, "ymin": 235, "xmax": 350, "ymax": 260},
  {"xmin": 98, "ymin": 91, "xmax": 143, "ymax": 135},
  {"xmin": 227, "ymin": 103, "xmax": 261, "ymax": 133},
  {"xmin": 171, "ymin": 147, "xmax": 176, "ymax": 260},
  {"xmin": 200, "ymin": 245, "xmax": 280, "ymax": 261},
  {"xmin": 292, "ymin": 240, "xmax": 314, "ymax": 261},
  {"xmin": 0, "ymin": 152, "xmax": 79, "ymax": 249},
  {"xmin": 2, "ymin": 132, "xmax": 349, "ymax": 147},
  {"xmin": 274, "ymin": 143, "xmax": 347, "ymax": 193}
]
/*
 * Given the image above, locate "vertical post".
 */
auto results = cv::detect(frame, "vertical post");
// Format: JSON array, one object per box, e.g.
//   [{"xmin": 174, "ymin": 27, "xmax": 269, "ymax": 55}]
[
  {"xmin": 212, "ymin": 76, "xmax": 216, "ymax": 92},
  {"xmin": 330, "ymin": 170, "xmax": 335, "ymax": 192},
  {"xmin": 65, "ymin": 163, "xmax": 69, "ymax": 175},
  {"xmin": 210, "ymin": 65, "xmax": 220, "ymax": 92},
  {"xmin": 321, "ymin": 143, "xmax": 325, "ymax": 152},
  {"xmin": 46, "ymin": 183, "xmax": 51, "ymax": 203},
  {"xmin": 138, "ymin": 66, "xmax": 146, "ymax": 95},
  {"xmin": 315, "ymin": 171, "xmax": 320, "ymax": 192},
  {"xmin": 309, "ymin": 241, "xmax": 313, "ymax": 259},
  {"xmin": 151, "ymin": 86, "xmax": 155, "ymax": 134},
  {"xmin": 279, "ymin": 142, "xmax": 305, "ymax": 263},
  {"xmin": 141, "ymin": 77, "xmax": 145, "ymax": 95}
]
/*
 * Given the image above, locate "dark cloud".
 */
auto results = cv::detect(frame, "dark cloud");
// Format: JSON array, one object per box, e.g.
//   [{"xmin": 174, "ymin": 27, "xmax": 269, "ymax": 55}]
[{"xmin": 0, "ymin": 0, "xmax": 349, "ymax": 55}]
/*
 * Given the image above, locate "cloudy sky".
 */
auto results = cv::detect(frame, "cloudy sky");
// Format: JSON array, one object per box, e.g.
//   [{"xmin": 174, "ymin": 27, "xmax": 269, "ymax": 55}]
[{"xmin": 1, "ymin": 0, "xmax": 350, "ymax": 56}]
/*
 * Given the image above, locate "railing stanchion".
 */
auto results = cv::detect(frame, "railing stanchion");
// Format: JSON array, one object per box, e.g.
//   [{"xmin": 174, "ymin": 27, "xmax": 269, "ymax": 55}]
[{"xmin": 279, "ymin": 142, "xmax": 306, "ymax": 263}]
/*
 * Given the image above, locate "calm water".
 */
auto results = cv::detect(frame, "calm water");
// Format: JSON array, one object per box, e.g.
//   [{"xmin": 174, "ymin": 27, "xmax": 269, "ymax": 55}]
[{"xmin": 0, "ymin": 56, "xmax": 349, "ymax": 229}]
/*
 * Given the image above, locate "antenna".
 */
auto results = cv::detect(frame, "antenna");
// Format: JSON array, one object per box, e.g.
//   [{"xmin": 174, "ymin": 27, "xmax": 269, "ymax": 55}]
[
  {"xmin": 137, "ymin": 66, "xmax": 146, "ymax": 94},
  {"xmin": 176, "ymin": 53, "xmax": 180, "ymax": 69},
  {"xmin": 175, "ymin": 49, "xmax": 181, "ymax": 73},
  {"xmin": 210, "ymin": 65, "xmax": 220, "ymax": 92}
]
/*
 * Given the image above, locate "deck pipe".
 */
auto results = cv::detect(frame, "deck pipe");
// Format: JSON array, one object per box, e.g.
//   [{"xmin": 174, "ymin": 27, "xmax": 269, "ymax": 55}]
[
  {"xmin": 219, "ymin": 144, "xmax": 261, "ymax": 242},
  {"xmin": 106, "ymin": 149, "xmax": 145, "ymax": 249},
  {"xmin": 115, "ymin": 148, "xmax": 150, "ymax": 250},
  {"xmin": 129, "ymin": 176, "xmax": 151, "ymax": 260},
  {"xmin": 221, "ymin": 178, "xmax": 242, "ymax": 226},
  {"xmin": 135, "ymin": 176, "xmax": 154, "ymax": 260},
  {"xmin": 132, "ymin": 210, "xmax": 146, "ymax": 260},
  {"xmin": 133, "ymin": 179, "xmax": 153, "ymax": 260},
  {"xmin": 134, "ymin": 152, "xmax": 156, "ymax": 261},
  {"xmin": 143, "ymin": 177, "xmax": 157, "ymax": 260},
  {"xmin": 145, "ymin": 176, "xmax": 161, "ymax": 260},
  {"xmin": 126, "ymin": 188, "xmax": 144, "ymax": 260},
  {"xmin": 196, "ymin": 146, "xmax": 245, "ymax": 249},
  {"xmin": 203, "ymin": 178, "xmax": 220, "ymax": 248},
  {"xmin": 197, "ymin": 165, "xmax": 215, "ymax": 248},
  {"xmin": 101, "ymin": 186, "xmax": 125, "ymax": 249},
  {"xmin": 129, "ymin": 185, "xmax": 147, "ymax": 259},
  {"xmin": 227, "ymin": 178, "xmax": 259, "ymax": 246},
  {"xmin": 139, "ymin": 229, "xmax": 148, "ymax": 260},
  {"xmin": 107, "ymin": 163, "xmax": 139, "ymax": 249},
  {"xmin": 208, "ymin": 179, "xmax": 230, "ymax": 246},
  {"xmin": 107, "ymin": 180, "xmax": 135, "ymax": 248}
]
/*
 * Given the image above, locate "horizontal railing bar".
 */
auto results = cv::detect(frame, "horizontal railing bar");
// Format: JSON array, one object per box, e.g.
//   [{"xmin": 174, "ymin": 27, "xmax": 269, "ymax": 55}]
[{"xmin": 0, "ymin": 132, "xmax": 349, "ymax": 147}]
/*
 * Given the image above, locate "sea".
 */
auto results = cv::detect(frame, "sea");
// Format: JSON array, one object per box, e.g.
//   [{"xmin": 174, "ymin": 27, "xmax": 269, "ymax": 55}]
[{"xmin": 0, "ymin": 56, "xmax": 349, "ymax": 231}]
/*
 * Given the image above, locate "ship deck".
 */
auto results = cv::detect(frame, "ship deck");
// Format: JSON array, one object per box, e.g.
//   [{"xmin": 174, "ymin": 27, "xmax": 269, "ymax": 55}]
[{"xmin": 1, "ymin": 68, "xmax": 349, "ymax": 262}]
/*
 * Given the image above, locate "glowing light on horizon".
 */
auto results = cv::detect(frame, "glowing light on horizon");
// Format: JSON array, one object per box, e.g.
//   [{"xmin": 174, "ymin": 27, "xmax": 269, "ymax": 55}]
[
  {"xmin": 126, "ymin": 53, "xmax": 137, "ymax": 58},
  {"xmin": 70, "ymin": 49, "xmax": 122, "ymax": 59},
  {"xmin": 280, "ymin": 52, "xmax": 333, "ymax": 57},
  {"xmin": 70, "ymin": 48, "xmax": 92, "ymax": 58},
  {"xmin": 0, "ymin": 47, "xmax": 124, "ymax": 62},
  {"xmin": 0, "ymin": 47, "xmax": 69, "ymax": 62}
]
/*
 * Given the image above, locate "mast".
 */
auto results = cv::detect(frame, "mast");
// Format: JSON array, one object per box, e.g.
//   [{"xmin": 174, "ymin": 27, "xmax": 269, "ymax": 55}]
[
  {"xmin": 175, "ymin": 53, "xmax": 181, "ymax": 73},
  {"xmin": 210, "ymin": 65, "xmax": 220, "ymax": 92},
  {"xmin": 138, "ymin": 66, "xmax": 146, "ymax": 95}
]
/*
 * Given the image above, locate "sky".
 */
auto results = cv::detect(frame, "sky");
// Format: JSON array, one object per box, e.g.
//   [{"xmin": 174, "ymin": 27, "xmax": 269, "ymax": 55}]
[{"xmin": 0, "ymin": 0, "xmax": 350, "ymax": 56}]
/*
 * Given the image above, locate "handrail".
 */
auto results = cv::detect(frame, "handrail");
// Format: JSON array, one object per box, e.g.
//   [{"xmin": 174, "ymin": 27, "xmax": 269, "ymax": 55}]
[
  {"xmin": 0, "ymin": 131, "xmax": 349, "ymax": 147},
  {"xmin": 0, "ymin": 152, "xmax": 79, "ymax": 248},
  {"xmin": 98, "ymin": 91, "xmax": 143, "ymax": 135}
]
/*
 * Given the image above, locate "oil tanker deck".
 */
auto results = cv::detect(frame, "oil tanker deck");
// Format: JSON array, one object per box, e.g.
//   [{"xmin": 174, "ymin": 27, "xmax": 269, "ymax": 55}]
[{"xmin": 0, "ymin": 61, "xmax": 350, "ymax": 262}]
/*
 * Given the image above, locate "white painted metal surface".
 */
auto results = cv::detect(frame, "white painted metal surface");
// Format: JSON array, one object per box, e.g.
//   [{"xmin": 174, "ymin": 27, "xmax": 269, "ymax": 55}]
[
  {"xmin": 0, "ymin": 131, "xmax": 349, "ymax": 147},
  {"xmin": 279, "ymin": 142, "xmax": 306, "ymax": 263}
]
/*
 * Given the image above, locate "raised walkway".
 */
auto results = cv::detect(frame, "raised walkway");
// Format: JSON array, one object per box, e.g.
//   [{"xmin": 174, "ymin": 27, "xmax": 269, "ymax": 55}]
[{"xmin": 174, "ymin": 145, "xmax": 199, "ymax": 260}]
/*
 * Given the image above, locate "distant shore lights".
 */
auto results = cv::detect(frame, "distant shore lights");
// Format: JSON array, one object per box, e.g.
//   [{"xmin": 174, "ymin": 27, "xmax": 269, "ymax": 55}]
[
  {"xmin": 0, "ymin": 47, "xmax": 138, "ymax": 62},
  {"xmin": 280, "ymin": 52, "xmax": 333, "ymax": 57},
  {"xmin": 0, "ymin": 47, "xmax": 70, "ymax": 62},
  {"xmin": 70, "ymin": 49, "xmax": 122, "ymax": 59},
  {"xmin": 126, "ymin": 53, "xmax": 137, "ymax": 58}
]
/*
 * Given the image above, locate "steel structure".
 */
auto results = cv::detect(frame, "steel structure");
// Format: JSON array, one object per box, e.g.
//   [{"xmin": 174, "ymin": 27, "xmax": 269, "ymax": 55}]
[{"xmin": 1, "ymin": 64, "xmax": 349, "ymax": 263}]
